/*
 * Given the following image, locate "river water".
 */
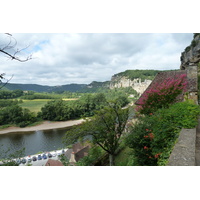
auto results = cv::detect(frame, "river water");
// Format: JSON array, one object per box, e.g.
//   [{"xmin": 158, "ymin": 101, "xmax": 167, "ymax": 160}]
[{"xmin": 0, "ymin": 127, "xmax": 70, "ymax": 159}]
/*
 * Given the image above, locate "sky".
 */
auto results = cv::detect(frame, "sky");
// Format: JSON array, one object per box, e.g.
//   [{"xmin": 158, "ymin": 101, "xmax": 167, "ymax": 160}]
[{"xmin": 0, "ymin": 33, "xmax": 193, "ymax": 86}]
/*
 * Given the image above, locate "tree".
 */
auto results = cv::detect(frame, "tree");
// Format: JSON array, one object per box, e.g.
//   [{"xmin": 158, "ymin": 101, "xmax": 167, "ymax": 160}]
[{"xmin": 64, "ymin": 103, "xmax": 130, "ymax": 166}]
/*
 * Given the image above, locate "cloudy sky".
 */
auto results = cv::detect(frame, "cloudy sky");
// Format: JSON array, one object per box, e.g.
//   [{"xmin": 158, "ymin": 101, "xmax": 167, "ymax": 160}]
[{"xmin": 0, "ymin": 33, "xmax": 193, "ymax": 86}]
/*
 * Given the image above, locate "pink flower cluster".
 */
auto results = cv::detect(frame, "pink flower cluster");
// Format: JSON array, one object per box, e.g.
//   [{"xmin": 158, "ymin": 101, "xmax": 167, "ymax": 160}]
[{"xmin": 136, "ymin": 73, "xmax": 188, "ymax": 114}]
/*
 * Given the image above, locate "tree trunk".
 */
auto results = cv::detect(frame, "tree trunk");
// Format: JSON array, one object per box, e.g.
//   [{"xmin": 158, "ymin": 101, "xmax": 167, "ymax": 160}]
[{"xmin": 109, "ymin": 154, "xmax": 114, "ymax": 166}]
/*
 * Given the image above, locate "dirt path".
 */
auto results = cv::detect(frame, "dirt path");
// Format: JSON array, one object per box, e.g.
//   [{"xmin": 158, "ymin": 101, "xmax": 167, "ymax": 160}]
[{"xmin": 0, "ymin": 119, "xmax": 84, "ymax": 134}]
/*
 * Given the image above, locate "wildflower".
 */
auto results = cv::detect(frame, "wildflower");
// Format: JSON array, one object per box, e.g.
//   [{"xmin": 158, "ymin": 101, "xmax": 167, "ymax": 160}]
[
  {"xmin": 144, "ymin": 146, "xmax": 148, "ymax": 150},
  {"xmin": 154, "ymin": 153, "xmax": 161, "ymax": 158},
  {"xmin": 145, "ymin": 129, "xmax": 149, "ymax": 131},
  {"xmin": 144, "ymin": 135, "xmax": 149, "ymax": 138},
  {"xmin": 154, "ymin": 154, "xmax": 159, "ymax": 158},
  {"xmin": 148, "ymin": 133, "xmax": 154, "ymax": 140}
]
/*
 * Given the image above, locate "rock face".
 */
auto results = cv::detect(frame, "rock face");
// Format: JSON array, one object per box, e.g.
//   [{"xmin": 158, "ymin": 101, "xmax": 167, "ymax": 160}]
[
  {"xmin": 109, "ymin": 75, "xmax": 152, "ymax": 95},
  {"xmin": 180, "ymin": 34, "xmax": 200, "ymax": 70}
]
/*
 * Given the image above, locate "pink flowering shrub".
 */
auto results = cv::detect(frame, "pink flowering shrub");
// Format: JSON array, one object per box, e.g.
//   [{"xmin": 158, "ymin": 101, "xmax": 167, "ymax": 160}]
[{"xmin": 136, "ymin": 74, "xmax": 188, "ymax": 115}]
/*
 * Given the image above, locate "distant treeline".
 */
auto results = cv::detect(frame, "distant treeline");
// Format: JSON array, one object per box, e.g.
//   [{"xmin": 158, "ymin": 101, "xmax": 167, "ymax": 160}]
[{"xmin": 0, "ymin": 89, "xmax": 80, "ymax": 100}]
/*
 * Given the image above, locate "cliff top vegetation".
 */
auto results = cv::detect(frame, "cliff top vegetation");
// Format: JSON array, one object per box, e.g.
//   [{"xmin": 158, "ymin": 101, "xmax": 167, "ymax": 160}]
[{"xmin": 113, "ymin": 69, "xmax": 161, "ymax": 81}]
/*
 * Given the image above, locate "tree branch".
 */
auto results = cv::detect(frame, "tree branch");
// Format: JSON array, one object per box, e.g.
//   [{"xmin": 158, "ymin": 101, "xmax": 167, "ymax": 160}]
[
  {"xmin": 0, "ymin": 74, "xmax": 13, "ymax": 90},
  {"xmin": 0, "ymin": 33, "xmax": 32, "ymax": 62}
]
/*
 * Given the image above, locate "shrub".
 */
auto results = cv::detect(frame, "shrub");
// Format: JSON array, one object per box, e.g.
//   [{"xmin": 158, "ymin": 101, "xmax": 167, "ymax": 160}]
[
  {"xmin": 126, "ymin": 100, "xmax": 200, "ymax": 166},
  {"xmin": 136, "ymin": 74, "xmax": 188, "ymax": 115}
]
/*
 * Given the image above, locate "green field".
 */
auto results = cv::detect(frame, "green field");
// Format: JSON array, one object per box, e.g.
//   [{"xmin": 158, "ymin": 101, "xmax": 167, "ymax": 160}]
[
  {"xmin": 19, "ymin": 98, "xmax": 78, "ymax": 113},
  {"xmin": 20, "ymin": 99, "xmax": 51, "ymax": 113}
]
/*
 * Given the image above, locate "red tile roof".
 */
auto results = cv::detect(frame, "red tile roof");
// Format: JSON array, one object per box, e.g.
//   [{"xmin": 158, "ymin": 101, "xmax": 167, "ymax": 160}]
[{"xmin": 45, "ymin": 159, "xmax": 64, "ymax": 166}]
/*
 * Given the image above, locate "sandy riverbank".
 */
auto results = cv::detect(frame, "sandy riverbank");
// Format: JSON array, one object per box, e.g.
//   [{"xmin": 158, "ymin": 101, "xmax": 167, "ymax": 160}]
[{"xmin": 0, "ymin": 119, "xmax": 84, "ymax": 134}]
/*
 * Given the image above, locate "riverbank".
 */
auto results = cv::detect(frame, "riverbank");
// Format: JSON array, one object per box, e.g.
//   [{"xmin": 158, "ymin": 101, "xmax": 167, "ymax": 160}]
[{"xmin": 0, "ymin": 119, "xmax": 84, "ymax": 134}]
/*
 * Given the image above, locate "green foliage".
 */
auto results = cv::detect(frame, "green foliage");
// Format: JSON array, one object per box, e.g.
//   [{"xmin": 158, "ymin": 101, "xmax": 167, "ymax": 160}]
[
  {"xmin": 136, "ymin": 74, "xmax": 187, "ymax": 115},
  {"xmin": 114, "ymin": 146, "xmax": 134, "ymax": 166},
  {"xmin": 59, "ymin": 154, "xmax": 70, "ymax": 166},
  {"xmin": 0, "ymin": 104, "xmax": 38, "ymax": 127},
  {"xmin": 76, "ymin": 145, "xmax": 104, "ymax": 166},
  {"xmin": 21, "ymin": 93, "xmax": 57, "ymax": 100},
  {"xmin": 0, "ymin": 99, "xmax": 20, "ymax": 107},
  {"xmin": 40, "ymin": 93, "xmax": 108, "ymax": 121},
  {"xmin": 126, "ymin": 101, "xmax": 200, "ymax": 166},
  {"xmin": 185, "ymin": 46, "xmax": 191, "ymax": 52},
  {"xmin": 40, "ymin": 92, "xmax": 129, "ymax": 121},
  {"xmin": 191, "ymin": 39, "xmax": 197, "ymax": 48},
  {"xmin": 64, "ymin": 103, "xmax": 130, "ymax": 166},
  {"xmin": 194, "ymin": 33, "xmax": 200, "ymax": 38},
  {"xmin": 0, "ymin": 89, "xmax": 23, "ymax": 99},
  {"xmin": 0, "ymin": 147, "xmax": 25, "ymax": 166},
  {"xmin": 114, "ymin": 69, "xmax": 160, "ymax": 82}
]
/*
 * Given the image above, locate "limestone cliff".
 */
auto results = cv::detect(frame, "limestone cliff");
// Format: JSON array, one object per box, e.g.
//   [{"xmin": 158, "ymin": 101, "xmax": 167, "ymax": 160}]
[
  {"xmin": 109, "ymin": 75, "xmax": 152, "ymax": 95},
  {"xmin": 180, "ymin": 33, "xmax": 200, "ymax": 70}
]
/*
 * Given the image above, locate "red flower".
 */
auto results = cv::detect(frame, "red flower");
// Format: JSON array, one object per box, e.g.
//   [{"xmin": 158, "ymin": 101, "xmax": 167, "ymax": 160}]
[
  {"xmin": 154, "ymin": 153, "xmax": 161, "ymax": 158},
  {"xmin": 145, "ymin": 129, "xmax": 149, "ymax": 131},
  {"xmin": 144, "ymin": 146, "xmax": 148, "ymax": 150},
  {"xmin": 144, "ymin": 135, "xmax": 149, "ymax": 138},
  {"xmin": 148, "ymin": 133, "xmax": 154, "ymax": 140}
]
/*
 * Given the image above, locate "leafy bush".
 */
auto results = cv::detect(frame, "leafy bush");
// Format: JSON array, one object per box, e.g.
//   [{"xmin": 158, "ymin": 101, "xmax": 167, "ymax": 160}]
[
  {"xmin": 136, "ymin": 73, "xmax": 188, "ymax": 115},
  {"xmin": 0, "ymin": 105, "xmax": 37, "ymax": 127},
  {"xmin": 126, "ymin": 101, "xmax": 200, "ymax": 166},
  {"xmin": 76, "ymin": 145, "xmax": 105, "ymax": 166}
]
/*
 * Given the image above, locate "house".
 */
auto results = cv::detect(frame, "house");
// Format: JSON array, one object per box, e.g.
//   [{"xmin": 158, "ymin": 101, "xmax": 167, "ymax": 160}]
[
  {"xmin": 45, "ymin": 159, "xmax": 64, "ymax": 166},
  {"xmin": 68, "ymin": 142, "xmax": 91, "ymax": 165}
]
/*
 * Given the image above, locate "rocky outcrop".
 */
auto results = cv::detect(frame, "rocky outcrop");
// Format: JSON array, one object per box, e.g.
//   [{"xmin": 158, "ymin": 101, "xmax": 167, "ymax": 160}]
[
  {"xmin": 180, "ymin": 34, "xmax": 200, "ymax": 70},
  {"xmin": 109, "ymin": 75, "xmax": 152, "ymax": 95}
]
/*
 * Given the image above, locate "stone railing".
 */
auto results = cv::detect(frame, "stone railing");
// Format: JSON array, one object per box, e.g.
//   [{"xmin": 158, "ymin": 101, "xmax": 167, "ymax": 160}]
[{"xmin": 167, "ymin": 128, "xmax": 196, "ymax": 166}]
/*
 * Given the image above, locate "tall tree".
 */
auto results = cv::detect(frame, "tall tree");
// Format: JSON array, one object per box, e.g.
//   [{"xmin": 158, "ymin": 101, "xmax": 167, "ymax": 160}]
[{"xmin": 64, "ymin": 103, "xmax": 129, "ymax": 166}]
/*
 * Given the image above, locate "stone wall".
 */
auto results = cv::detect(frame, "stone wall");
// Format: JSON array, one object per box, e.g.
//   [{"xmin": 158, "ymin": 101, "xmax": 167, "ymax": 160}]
[
  {"xmin": 186, "ymin": 66, "xmax": 198, "ymax": 104},
  {"xmin": 167, "ymin": 128, "xmax": 196, "ymax": 166}
]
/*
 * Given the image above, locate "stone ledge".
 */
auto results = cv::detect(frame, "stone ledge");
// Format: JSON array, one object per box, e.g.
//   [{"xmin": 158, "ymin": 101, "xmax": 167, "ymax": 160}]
[{"xmin": 167, "ymin": 128, "xmax": 196, "ymax": 166}]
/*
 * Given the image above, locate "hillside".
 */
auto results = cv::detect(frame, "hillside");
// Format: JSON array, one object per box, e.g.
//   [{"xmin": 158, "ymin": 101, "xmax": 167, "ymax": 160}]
[
  {"xmin": 4, "ymin": 83, "xmax": 87, "ymax": 93},
  {"xmin": 3, "ymin": 69, "xmax": 161, "ymax": 93},
  {"xmin": 109, "ymin": 69, "xmax": 160, "ymax": 95}
]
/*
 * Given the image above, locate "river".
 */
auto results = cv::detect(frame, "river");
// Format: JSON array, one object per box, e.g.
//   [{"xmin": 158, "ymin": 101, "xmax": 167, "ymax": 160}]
[{"xmin": 0, "ymin": 127, "xmax": 70, "ymax": 159}]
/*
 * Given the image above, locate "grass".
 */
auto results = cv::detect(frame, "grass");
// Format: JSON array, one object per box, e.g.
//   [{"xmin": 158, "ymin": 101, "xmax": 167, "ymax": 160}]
[
  {"xmin": 19, "ymin": 99, "xmax": 51, "ymax": 113},
  {"xmin": 19, "ymin": 98, "xmax": 78, "ymax": 113}
]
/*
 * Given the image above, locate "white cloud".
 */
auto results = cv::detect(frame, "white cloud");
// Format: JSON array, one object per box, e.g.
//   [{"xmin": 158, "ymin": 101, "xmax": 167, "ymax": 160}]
[{"xmin": 0, "ymin": 33, "xmax": 193, "ymax": 86}]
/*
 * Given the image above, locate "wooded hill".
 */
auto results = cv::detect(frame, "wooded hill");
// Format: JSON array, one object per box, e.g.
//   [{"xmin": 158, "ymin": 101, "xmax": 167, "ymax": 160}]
[{"xmin": 3, "ymin": 69, "xmax": 163, "ymax": 93}]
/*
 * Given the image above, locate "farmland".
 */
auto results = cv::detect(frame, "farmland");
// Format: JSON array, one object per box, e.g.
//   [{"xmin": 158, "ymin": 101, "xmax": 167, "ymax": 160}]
[{"xmin": 20, "ymin": 98, "xmax": 78, "ymax": 113}]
